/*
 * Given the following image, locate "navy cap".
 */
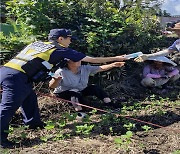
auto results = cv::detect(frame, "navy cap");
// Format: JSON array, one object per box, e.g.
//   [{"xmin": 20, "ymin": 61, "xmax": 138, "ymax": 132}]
[
  {"xmin": 63, "ymin": 49, "xmax": 86, "ymax": 62},
  {"xmin": 48, "ymin": 28, "xmax": 77, "ymax": 40}
]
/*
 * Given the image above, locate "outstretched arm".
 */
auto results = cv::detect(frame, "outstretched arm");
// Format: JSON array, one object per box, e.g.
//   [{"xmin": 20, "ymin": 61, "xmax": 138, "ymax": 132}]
[
  {"xmin": 135, "ymin": 49, "xmax": 174, "ymax": 62},
  {"xmin": 147, "ymin": 49, "xmax": 173, "ymax": 57},
  {"xmin": 82, "ymin": 55, "xmax": 127, "ymax": 63},
  {"xmin": 97, "ymin": 62, "xmax": 125, "ymax": 72}
]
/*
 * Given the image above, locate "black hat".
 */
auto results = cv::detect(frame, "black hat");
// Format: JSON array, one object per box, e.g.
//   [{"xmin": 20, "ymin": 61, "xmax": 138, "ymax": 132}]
[{"xmin": 48, "ymin": 28, "xmax": 77, "ymax": 40}]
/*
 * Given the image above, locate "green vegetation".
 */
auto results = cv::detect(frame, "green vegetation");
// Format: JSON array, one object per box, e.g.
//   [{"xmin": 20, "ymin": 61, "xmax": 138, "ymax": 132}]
[
  {"xmin": 0, "ymin": 23, "xmax": 18, "ymax": 35},
  {"xmin": 1, "ymin": 0, "xmax": 174, "ymax": 63},
  {"xmin": 114, "ymin": 131, "xmax": 133, "ymax": 150},
  {"xmin": 0, "ymin": 0, "xmax": 179, "ymax": 153},
  {"xmin": 141, "ymin": 125, "xmax": 151, "ymax": 132},
  {"xmin": 3, "ymin": 95, "xmax": 179, "ymax": 153},
  {"xmin": 172, "ymin": 150, "xmax": 180, "ymax": 154}
]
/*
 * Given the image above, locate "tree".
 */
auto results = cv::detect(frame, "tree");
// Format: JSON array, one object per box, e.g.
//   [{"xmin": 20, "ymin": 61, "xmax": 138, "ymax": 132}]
[{"xmin": 2, "ymin": 0, "xmax": 163, "ymax": 56}]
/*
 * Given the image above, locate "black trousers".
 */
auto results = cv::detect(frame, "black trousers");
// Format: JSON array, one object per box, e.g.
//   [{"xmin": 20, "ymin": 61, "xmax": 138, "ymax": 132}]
[{"xmin": 55, "ymin": 85, "xmax": 109, "ymax": 104}]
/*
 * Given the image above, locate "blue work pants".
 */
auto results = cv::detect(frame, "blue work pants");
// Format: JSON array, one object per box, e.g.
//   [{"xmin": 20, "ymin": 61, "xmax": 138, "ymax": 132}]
[{"xmin": 0, "ymin": 67, "xmax": 41, "ymax": 141}]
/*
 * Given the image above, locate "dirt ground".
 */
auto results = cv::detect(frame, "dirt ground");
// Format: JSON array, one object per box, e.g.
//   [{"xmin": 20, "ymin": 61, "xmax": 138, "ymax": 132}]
[
  {"xmin": 1, "ymin": 54, "xmax": 180, "ymax": 154},
  {"xmin": 2, "ymin": 93, "xmax": 180, "ymax": 154}
]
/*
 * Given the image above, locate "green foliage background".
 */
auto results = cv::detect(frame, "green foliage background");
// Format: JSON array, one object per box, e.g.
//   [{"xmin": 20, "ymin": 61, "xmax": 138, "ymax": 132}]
[{"xmin": 0, "ymin": 0, "xmax": 170, "ymax": 62}]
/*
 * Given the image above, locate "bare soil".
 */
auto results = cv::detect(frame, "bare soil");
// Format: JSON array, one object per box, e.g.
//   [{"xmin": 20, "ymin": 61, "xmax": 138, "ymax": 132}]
[{"xmin": 1, "ymin": 54, "xmax": 180, "ymax": 154}]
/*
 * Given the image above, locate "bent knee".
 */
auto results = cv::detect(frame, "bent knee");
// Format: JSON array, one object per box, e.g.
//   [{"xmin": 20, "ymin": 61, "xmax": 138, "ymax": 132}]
[
  {"xmin": 141, "ymin": 77, "xmax": 155, "ymax": 87},
  {"xmin": 170, "ymin": 74, "xmax": 180, "ymax": 82}
]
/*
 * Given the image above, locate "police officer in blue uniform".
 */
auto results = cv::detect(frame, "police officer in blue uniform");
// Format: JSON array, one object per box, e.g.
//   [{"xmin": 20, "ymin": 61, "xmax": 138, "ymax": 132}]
[{"xmin": 0, "ymin": 28, "xmax": 126, "ymax": 148}]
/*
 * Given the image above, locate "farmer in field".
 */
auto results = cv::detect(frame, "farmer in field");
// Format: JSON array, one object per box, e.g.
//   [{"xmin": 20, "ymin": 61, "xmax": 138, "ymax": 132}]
[
  {"xmin": 0, "ymin": 28, "xmax": 126, "ymax": 148},
  {"xmin": 141, "ymin": 56, "xmax": 180, "ymax": 88},
  {"xmin": 135, "ymin": 22, "xmax": 180, "ymax": 62},
  {"xmin": 49, "ymin": 59, "xmax": 125, "ymax": 112}
]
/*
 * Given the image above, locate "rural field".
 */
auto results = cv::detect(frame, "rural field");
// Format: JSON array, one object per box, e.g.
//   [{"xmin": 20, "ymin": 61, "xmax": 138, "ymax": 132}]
[
  {"xmin": 1, "ymin": 57, "xmax": 180, "ymax": 154},
  {"xmin": 1, "ymin": 1, "xmax": 180, "ymax": 153}
]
